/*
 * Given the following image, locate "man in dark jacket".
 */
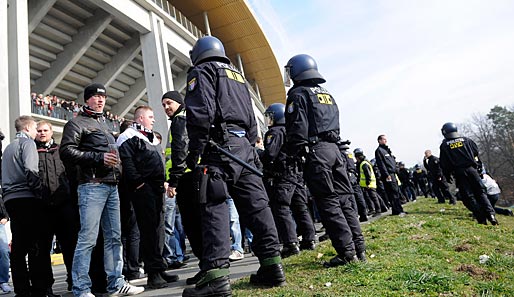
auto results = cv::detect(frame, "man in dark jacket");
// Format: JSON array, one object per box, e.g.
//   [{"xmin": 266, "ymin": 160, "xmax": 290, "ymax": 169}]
[
  {"xmin": 261, "ymin": 103, "xmax": 316, "ymax": 257},
  {"xmin": 374, "ymin": 135, "xmax": 405, "ymax": 216},
  {"xmin": 439, "ymin": 122, "xmax": 497, "ymax": 225},
  {"xmin": 183, "ymin": 36, "xmax": 284, "ymax": 296},
  {"xmin": 424, "ymin": 150, "xmax": 455, "ymax": 204},
  {"xmin": 284, "ymin": 54, "xmax": 365, "ymax": 268},
  {"xmin": 412, "ymin": 164, "xmax": 430, "ymax": 197},
  {"xmin": 117, "ymin": 106, "xmax": 178, "ymax": 289},
  {"xmin": 2, "ymin": 115, "xmax": 49, "ymax": 297},
  {"xmin": 36, "ymin": 120, "xmax": 79, "ymax": 296},
  {"xmin": 60, "ymin": 83, "xmax": 144, "ymax": 297}
]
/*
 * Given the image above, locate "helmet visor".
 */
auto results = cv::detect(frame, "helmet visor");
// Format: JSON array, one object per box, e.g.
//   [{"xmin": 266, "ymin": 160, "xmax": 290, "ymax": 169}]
[{"xmin": 283, "ymin": 66, "xmax": 292, "ymax": 87}]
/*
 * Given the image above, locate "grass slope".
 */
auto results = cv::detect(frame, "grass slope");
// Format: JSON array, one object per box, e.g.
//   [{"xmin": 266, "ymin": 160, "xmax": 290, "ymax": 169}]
[{"xmin": 232, "ymin": 198, "xmax": 514, "ymax": 296}]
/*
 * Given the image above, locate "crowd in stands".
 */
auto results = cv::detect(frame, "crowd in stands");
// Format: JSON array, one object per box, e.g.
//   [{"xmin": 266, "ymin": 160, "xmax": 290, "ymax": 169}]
[{"xmin": 30, "ymin": 93, "xmax": 123, "ymax": 133}]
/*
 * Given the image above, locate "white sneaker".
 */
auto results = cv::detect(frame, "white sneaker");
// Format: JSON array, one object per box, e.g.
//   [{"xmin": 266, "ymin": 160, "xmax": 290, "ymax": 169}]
[
  {"xmin": 110, "ymin": 283, "xmax": 145, "ymax": 296},
  {"xmin": 0, "ymin": 283, "xmax": 13, "ymax": 293},
  {"xmin": 78, "ymin": 293, "xmax": 95, "ymax": 297},
  {"xmin": 229, "ymin": 250, "xmax": 244, "ymax": 261}
]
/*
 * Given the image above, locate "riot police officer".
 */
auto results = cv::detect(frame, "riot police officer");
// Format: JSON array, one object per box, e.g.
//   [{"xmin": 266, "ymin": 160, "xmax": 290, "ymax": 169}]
[
  {"xmin": 439, "ymin": 122, "xmax": 498, "ymax": 225},
  {"xmin": 284, "ymin": 54, "xmax": 365, "ymax": 267},
  {"xmin": 261, "ymin": 103, "xmax": 316, "ymax": 257},
  {"xmin": 424, "ymin": 150, "xmax": 455, "ymax": 204},
  {"xmin": 412, "ymin": 164, "xmax": 430, "ymax": 197},
  {"xmin": 339, "ymin": 142, "xmax": 369, "ymax": 222},
  {"xmin": 183, "ymin": 36, "xmax": 284, "ymax": 296}
]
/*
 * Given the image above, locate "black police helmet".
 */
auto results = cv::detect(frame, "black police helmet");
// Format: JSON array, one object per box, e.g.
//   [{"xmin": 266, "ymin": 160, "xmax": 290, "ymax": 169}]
[
  {"xmin": 285, "ymin": 54, "xmax": 326, "ymax": 84},
  {"xmin": 264, "ymin": 103, "xmax": 285, "ymax": 125},
  {"xmin": 353, "ymin": 148, "xmax": 364, "ymax": 157},
  {"xmin": 189, "ymin": 36, "xmax": 230, "ymax": 66},
  {"xmin": 441, "ymin": 122, "xmax": 459, "ymax": 139}
]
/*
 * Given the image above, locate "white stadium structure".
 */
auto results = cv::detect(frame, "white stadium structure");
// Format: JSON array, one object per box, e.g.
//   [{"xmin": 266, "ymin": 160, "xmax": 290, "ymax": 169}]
[{"xmin": 0, "ymin": 0, "xmax": 285, "ymax": 144}]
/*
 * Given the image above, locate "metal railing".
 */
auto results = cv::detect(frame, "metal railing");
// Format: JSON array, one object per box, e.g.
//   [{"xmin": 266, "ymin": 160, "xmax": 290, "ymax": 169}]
[{"xmin": 150, "ymin": 0, "xmax": 205, "ymax": 39}]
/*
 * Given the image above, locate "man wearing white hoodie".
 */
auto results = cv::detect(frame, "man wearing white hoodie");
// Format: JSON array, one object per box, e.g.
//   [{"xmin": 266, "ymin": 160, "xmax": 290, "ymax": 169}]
[{"xmin": 117, "ymin": 106, "xmax": 179, "ymax": 289}]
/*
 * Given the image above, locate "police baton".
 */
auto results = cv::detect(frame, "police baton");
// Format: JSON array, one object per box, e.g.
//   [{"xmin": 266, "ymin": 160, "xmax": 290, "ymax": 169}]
[{"xmin": 208, "ymin": 140, "xmax": 263, "ymax": 177}]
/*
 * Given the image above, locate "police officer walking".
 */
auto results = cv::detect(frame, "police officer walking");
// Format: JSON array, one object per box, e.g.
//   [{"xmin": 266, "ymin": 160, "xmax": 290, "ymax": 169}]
[
  {"xmin": 182, "ymin": 36, "xmax": 284, "ymax": 296},
  {"xmin": 284, "ymin": 54, "xmax": 365, "ymax": 267},
  {"xmin": 424, "ymin": 150, "xmax": 455, "ymax": 204},
  {"xmin": 261, "ymin": 103, "xmax": 316, "ymax": 257},
  {"xmin": 439, "ymin": 122, "xmax": 498, "ymax": 225}
]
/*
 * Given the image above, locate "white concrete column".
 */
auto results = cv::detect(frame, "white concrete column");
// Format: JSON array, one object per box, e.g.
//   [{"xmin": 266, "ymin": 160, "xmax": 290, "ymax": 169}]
[
  {"xmin": 236, "ymin": 53, "xmax": 245, "ymax": 77},
  {"xmin": 0, "ymin": 0, "xmax": 10, "ymax": 141},
  {"xmin": 8, "ymin": 0, "xmax": 31, "ymax": 139},
  {"xmin": 203, "ymin": 11, "xmax": 211, "ymax": 35},
  {"xmin": 141, "ymin": 12, "xmax": 174, "ymax": 147}
]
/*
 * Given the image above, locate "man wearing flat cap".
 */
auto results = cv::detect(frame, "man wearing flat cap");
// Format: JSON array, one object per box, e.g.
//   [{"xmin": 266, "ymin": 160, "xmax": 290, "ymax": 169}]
[{"xmin": 60, "ymin": 83, "xmax": 144, "ymax": 297}]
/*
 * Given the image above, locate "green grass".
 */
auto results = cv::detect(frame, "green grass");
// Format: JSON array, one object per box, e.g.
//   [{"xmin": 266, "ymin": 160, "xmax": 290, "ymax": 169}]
[{"xmin": 232, "ymin": 198, "xmax": 514, "ymax": 296}]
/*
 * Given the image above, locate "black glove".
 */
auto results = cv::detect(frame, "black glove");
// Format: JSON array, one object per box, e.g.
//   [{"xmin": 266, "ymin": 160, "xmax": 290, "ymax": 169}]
[{"xmin": 186, "ymin": 152, "xmax": 200, "ymax": 170}]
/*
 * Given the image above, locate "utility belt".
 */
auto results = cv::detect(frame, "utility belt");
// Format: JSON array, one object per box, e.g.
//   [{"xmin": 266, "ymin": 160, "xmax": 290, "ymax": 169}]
[
  {"xmin": 192, "ymin": 165, "xmax": 228, "ymax": 204},
  {"xmin": 308, "ymin": 130, "xmax": 340, "ymax": 145},
  {"xmin": 209, "ymin": 122, "xmax": 246, "ymax": 144}
]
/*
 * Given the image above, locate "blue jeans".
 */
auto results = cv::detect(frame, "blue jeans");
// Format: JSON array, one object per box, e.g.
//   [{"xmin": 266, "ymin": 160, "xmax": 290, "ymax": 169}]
[
  {"xmin": 163, "ymin": 196, "xmax": 184, "ymax": 263},
  {"xmin": 72, "ymin": 183, "xmax": 125, "ymax": 296},
  {"xmin": 226, "ymin": 198, "xmax": 243, "ymax": 253},
  {"xmin": 0, "ymin": 224, "xmax": 9, "ymax": 283}
]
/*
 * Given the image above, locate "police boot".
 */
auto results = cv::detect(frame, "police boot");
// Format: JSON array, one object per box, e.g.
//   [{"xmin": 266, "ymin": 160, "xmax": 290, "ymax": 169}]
[
  {"xmin": 182, "ymin": 269, "xmax": 231, "ymax": 297},
  {"xmin": 299, "ymin": 240, "xmax": 316, "ymax": 251},
  {"xmin": 357, "ymin": 251, "xmax": 367, "ymax": 263},
  {"xmin": 250, "ymin": 257, "xmax": 286, "ymax": 287},
  {"xmin": 148, "ymin": 272, "xmax": 168, "ymax": 289},
  {"xmin": 488, "ymin": 214, "xmax": 499, "ymax": 226},
  {"xmin": 281, "ymin": 242, "xmax": 300, "ymax": 258},
  {"xmin": 186, "ymin": 270, "xmax": 207, "ymax": 285},
  {"xmin": 323, "ymin": 255, "xmax": 358, "ymax": 268}
]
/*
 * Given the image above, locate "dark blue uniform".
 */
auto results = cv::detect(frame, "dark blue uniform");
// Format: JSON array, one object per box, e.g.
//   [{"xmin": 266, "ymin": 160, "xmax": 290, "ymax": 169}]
[
  {"xmin": 285, "ymin": 81, "xmax": 365, "ymax": 261},
  {"xmin": 185, "ymin": 60, "xmax": 281, "ymax": 272},
  {"xmin": 261, "ymin": 125, "xmax": 315, "ymax": 249},
  {"xmin": 374, "ymin": 144, "xmax": 404, "ymax": 215},
  {"xmin": 339, "ymin": 146, "xmax": 369, "ymax": 221},
  {"xmin": 439, "ymin": 136, "xmax": 495, "ymax": 223},
  {"xmin": 424, "ymin": 155, "xmax": 454, "ymax": 204}
]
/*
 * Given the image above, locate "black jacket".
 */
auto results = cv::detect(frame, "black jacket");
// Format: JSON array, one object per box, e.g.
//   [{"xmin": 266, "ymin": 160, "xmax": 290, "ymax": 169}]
[
  {"xmin": 60, "ymin": 108, "xmax": 120, "ymax": 184},
  {"xmin": 166, "ymin": 108, "xmax": 188, "ymax": 188},
  {"xmin": 185, "ymin": 60, "xmax": 257, "ymax": 155},
  {"xmin": 439, "ymin": 136, "xmax": 482, "ymax": 179},
  {"xmin": 423, "ymin": 155, "xmax": 443, "ymax": 180},
  {"xmin": 398, "ymin": 168, "xmax": 412, "ymax": 186},
  {"xmin": 36, "ymin": 140, "xmax": 70, "ymax": 206},
  {"xmin": 374, "ymin": 144, "xmax": 397, "ymax": 178},
  {"xmin": 117, "ymin": 127, "xmax": 166, "ymax": 193},
  {"xmin": 261, "ymin": 125, "xmax": 288, "ymax": 174}
]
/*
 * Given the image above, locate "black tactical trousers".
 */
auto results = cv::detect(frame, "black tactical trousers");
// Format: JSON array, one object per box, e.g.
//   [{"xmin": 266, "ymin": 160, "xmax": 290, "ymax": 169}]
[
  {"xmin": 382, "ymin": 177, "xmax": 404, "ymax": 215},
  {"xmin": 431, "ymin": 178, "xmax": 455, "ymax": 203},
  {"xmin": 351, "ymin": 181, "xmax": 369, "ymax": 219},
  {"xmin": 265, "ymin": 173, "xmax": 315, "ymax": 244},
  {"xmin": 304, "ymin": 142, "xmax": 364, "ymax": 259},
  {"xmin": 129, "ymin": 185, "xmax": 167, "ymax": 273},
  {"xmin": 362, "ymin": 187, "xmax": 384, "ymax": 213},
  {"xmin": 199, "ymin": 137, "xmax": 281, "ymax": 271},
  {"xmin": 455, "ymin": 167, "xmax": 495, "ymax": 221}
]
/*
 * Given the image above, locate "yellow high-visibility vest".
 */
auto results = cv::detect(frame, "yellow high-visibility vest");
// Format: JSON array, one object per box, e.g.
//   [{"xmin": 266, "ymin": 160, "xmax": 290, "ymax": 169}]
[{"xmin": 359, "ymin": 160, "xmax": 376, "ymax": 189}]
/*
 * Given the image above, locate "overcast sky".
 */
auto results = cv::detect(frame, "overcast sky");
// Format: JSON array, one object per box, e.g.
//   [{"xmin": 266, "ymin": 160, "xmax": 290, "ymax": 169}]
[{"xmin": 247, "ymin": 0, "xmax": 514, "ymax": 166}]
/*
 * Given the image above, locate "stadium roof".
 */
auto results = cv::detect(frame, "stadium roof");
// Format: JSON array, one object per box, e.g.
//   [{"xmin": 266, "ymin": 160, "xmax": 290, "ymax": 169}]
[{"xmin": 170, "ymin": 0, "xmax": 286, "ymax": 106}]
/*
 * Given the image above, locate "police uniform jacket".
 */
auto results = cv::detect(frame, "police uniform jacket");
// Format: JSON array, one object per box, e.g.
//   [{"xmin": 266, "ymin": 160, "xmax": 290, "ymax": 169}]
[
  {"xmin": 261, "ymin": 125, "xmax": 288, "ymax": 174},
  {"xmin": 185, "ymin": 60, "xmax": 257, "ymax": 155},
  {"xmin": 284, "ymin": 81, "xmax": 340, "ymax": 156},
  {"xmin": 374, "ymin": 144, "xmax": 397, "ymax": 178},
  {"xmin": 166, "ymin": 106, "xmax": 188, "ymax": 188},
  {"xmin": 60, "ymin": 107, "xmax": 120, "ymax": 184},
  {"xmin": 423, "ymin": 155, "xmax": 444, "ymax": 180},
  {"xmin": 398, "ymin": 168, "xmax": 412, "ymax": 186},
  {"xmin": 439, "ymin": 136, "xmax": 482, "ymax": 179}
]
